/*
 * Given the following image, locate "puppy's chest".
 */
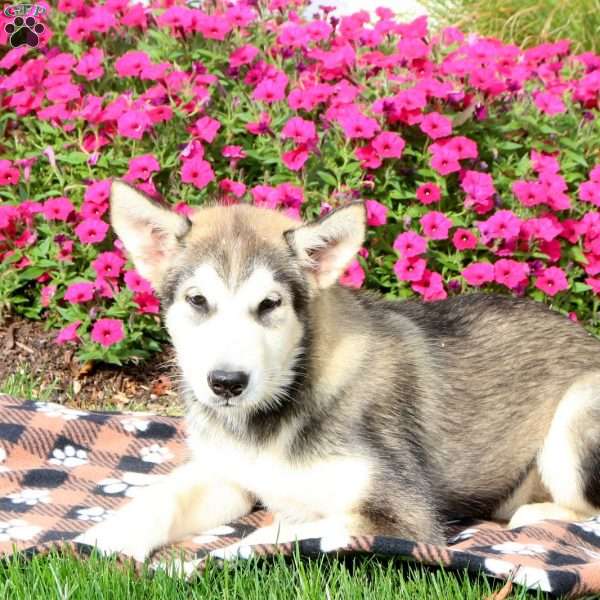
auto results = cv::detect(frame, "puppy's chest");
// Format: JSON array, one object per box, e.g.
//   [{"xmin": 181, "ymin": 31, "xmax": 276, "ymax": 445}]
[{"xmin": 190, "ymin": 437, "xmax": 371, "ymax": 520}]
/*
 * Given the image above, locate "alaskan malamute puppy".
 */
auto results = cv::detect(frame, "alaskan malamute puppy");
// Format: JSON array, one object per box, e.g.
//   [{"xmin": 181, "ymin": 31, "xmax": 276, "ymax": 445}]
[{"xmin": 80, "ymin": 180, "xmax": 600, "ymax": 560}]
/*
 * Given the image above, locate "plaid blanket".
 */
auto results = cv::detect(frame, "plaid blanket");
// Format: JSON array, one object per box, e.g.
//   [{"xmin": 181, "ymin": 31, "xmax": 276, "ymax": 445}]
[{"xmin": 0, "ymin": 394, "xmax": 600, "ymax": 597}]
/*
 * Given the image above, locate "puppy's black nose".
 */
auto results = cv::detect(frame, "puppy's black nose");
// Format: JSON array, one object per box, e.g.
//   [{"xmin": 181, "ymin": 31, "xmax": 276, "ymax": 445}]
[{"xmin": 207, "ymin": 370, "xmax": 249, "ymax": 399}]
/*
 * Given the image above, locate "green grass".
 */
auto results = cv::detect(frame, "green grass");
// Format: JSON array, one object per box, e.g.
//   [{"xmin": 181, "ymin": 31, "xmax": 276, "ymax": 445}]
[
  {"xmin": 0, "ymin": 549, "xmax": 549, "ymax": 600},
  {"xmin": 423, "ymin": 0, "xmax": 600, "ymax": 53},
  {"xmin": 0, "ymin": 371, "xmax": 551, "ymax": 599}
]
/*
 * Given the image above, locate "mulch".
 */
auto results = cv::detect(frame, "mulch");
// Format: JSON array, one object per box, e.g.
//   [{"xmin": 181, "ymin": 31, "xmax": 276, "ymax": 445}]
[
  {"xmin": 0, "ymin": 393, "xmax": 600, "ymax": 598},
  {"xmin": 0, "ymin": 317, "xmax": 181, "ymax": 415}
]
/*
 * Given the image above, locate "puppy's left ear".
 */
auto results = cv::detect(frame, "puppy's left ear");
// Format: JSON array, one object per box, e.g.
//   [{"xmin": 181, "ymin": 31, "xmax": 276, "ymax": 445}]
[{"xmin": 284, "ymin": 203, "xmax": 366, "ymax": 289}]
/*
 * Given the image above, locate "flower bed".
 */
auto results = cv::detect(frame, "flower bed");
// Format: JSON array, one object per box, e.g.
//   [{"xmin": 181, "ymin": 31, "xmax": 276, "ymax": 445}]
[{"xmin": 1, "ymin": 0, "xmax": 600, "ymax": 365}]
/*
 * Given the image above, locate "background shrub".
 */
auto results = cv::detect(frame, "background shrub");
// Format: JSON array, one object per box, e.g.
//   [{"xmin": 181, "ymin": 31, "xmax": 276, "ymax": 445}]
[{"xmin": 1, "ymin": 0, "xmax": 600, "ymax": 365}]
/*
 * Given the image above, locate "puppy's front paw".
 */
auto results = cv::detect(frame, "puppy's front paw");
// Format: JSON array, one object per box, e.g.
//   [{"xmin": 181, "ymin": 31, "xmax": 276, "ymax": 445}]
[{"xmin": 75, "ymin": 519, "xmax": 155, "ymax": 562}]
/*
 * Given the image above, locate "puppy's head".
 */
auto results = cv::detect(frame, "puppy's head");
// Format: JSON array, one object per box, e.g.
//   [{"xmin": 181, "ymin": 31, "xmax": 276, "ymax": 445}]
[{"xmin": 110, "ymin": 180, "xmax": 366, "ymax": 416}]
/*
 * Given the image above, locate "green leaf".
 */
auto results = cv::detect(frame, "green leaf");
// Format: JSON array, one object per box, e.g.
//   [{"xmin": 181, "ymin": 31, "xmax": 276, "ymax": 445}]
[{"xmin": 316, "ymin": 170, "xmax": 338, "ymax": 187}]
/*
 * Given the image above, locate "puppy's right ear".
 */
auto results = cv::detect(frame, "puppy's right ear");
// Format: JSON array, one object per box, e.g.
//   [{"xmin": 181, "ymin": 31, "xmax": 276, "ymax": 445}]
[{"xmin": 110, "ymin": 180, "xmax": 191, "ymax": 290}]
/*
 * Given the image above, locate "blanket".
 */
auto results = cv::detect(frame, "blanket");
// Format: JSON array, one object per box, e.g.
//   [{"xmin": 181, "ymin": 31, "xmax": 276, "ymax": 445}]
[{"xmin": 0, "ymin": 393, "xmax": 599, "ymax": 597}]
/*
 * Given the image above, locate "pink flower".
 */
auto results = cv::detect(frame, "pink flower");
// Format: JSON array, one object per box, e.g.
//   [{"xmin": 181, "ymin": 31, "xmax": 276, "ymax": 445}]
[
  {"xmin": 75, "ymin": 218, "xmax": 109, "ymax": 244},
  {"xmin": 75, "ymin": 48, "xmax": 104, "ymax": 80},
  {"xmin": 535, "ymin": 267, "xmax": 568, "ymax": 296},
  {"xmin": 420, "ymin": 112, "xmax": 453, "ymax": 139},
  {"xmin": 41, "ymin": 285, "xmax": 57, "ymax": 308},
  {"xmin": 282, "ymin": 117, "xmax": 317, "ymax": 145},
  {"xmin": 222, "ymin": 146, "xmax": 246, "ymax": 159},
  {"xmin": 579, "ymin": 181, "xmax": 600, "ymax": 207},
  {"xmin": 448, "ymin": 136, "xmax": 478, "ymax": 160},
  {"xmin": 586, "ymin": 277, "xmax": 600, "ymax": 295},
  {"xmin": 92, "ymin": 252, "xmax": 126, "ymax": 279},
  {"xmin": 394, "ymin": 256, "xmax": 427, "ymax": 282},
  {"xmin": 124, "ymin": 270, "xmax": 153, "ymax": 293},
  {"xmin": 393, "ymin": 231, "xmax": 427, "ymax": 257},
  {"xmin": 372, "ymin": 132, "xmax": 405, "ymax": 159},
  {"xmin": 91, "ymin": 318, "xmax": 125, "ymax": 347},
  {"xmin": 219, "ymin": 179, "xmax": 246, "ymax": 198},
  {"xmin": 181, "ymin": 158, "xmax": 215, "ymax": 189},
  {"xmin": 115, "ymin": 50, "xmax": 150, "ymax": 77},
  {"xmin": 0, "ymin": 160, "xmax": 19, "ymax": 186},
  {"xmin": 483, "ymin": 210, "xmax": 522, "ymax": 242},
  {"xmin": 461, "ymin": 171, "xmax": 495, "ymax": 202},
  {"xmin": 462, "ymin": 262, "xmax": 494, "ymax": 286},
  {"xmin": 43, "ymin": 197, "xmax": 74, "ymax": 221},
  {"xmin": 117, "ymin": 110, "xmax": 152, "ymax": 140},
  {"xmin": 126, "ymin": 154, "xmax": 160, "ymax": 181},
  {"xmin": 134, "ymin": 292, "xmax": 160, "ymax": 314},
  {"xmin": 64, "ymin": 282, "xmax": 95, "ymax": 303},
  {"xmin": 85, "ymin": 180, "xmax": 111, "ymax": 205},
  {"xmin": 339, "ymin": 113, "xmax": 380, "ymax": 140},
  {"xmin": 420, "ymin": 211, "xmax": 453, "ymax": 240},
  {"xmin": 246, "ymin": 112, "xmax": 272, "ymax": 135},
  {"xmin": 282, "ymin": 145, "xmax": 310, "ymax": 171},
  {"xmin": 191, "ymin": 116, "xmax": 221, "ymax": 143},
  {"xmin": 412, "ymin": 270, "xmax": 447, "ymax": 302},
  {"xmin": 56, "ymin": 321, "xmax": 82, "ymax": 345},
  {"xmin": 534, "ymin": 92, "xmax": 566, "ymax": 116},
  {"xmin": 494, "ymin": 259, "xmax": 530, "ymax": 289},
  {"xmin": 452, "ymin": 228, "xmax": 478, "ymax": 250},
  {"xmin": 416, "ymin": 183, "xmax": 441, "ymax": 205},
  {"xmin": 229, "ymin": 45, "xmax": 259, "ymax": 68},
  {"xmin": 339, "ymin": 259, "xmax": 365, "ymax": 288},
  {"xmin": 365, "ymin": 200, "xmax": 387, "ymax": 226},
  {"xmin": 512, "ymin": 181, "xmax": 544, "ymax": 207},
  {"xmin": 430, "ymin": 146, "xmax": 461, "ymax": 176},
  {"xmin": 252, "ymin": 77, "xmax": 287, "ymax": 103}
]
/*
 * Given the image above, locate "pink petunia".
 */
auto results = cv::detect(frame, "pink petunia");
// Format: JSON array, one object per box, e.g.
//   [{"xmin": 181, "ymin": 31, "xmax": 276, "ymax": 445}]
[
  {"xmin": 462, "ymin": 262, "xmax": 494, "ymax": 286},
  {"xmin": 64, "ymin": 282, "xmax": 95, "ymax": 304},
  {"xmin": 0, "ymin": 160, "xmax": 20, "ymax": 186},
  {"xmin": 75, "ymin": 218, "xmax": 109, "ymax": 244},
  {"xmin": 75, "ymin": 48, "xmax": 104, "ymax": 81},
  {"xmin": 372, "ymin": 132, "xmax": 405, "ymax": 159},
  {"xmin": 579, "ymin": 181, "xmax": 600, "ymax": 207},
  {"xmin": 393, "ymin": 231, "xmax": 427, "ymax": 257},
  {"xmin": 43, "ymin": 197, "xmax": 74, "ymax": 221},
  {"xmin": 117, "ymin": 110, "xmax": 152, "ymax": 140},
  {"xmin": 416, "ymin": 183, "xmax": 441, "ymax": 205},
  {"xmin": 365, "ymin": 200, "xmax": 388, "ymax": 226},
  {"xmin": 535, "ymin": 267, "xmax": 568, "ymax": 296},
  {"xmin": 339, "ymin": 114, "xmax": 380, "ymax": 140},
  {"xmin": 219, "ymin": 179, "xmax": 246, "ymax": 198},
  {"xmin": 420, "ymin": 211, "xmax": 453, "ymax": 240},
  {"xmin": 412, "ymin": 270, "xmax": 447, "ymax": 302},
  {"xmin": 420, "ymin": 112, "xmax": 453, "ymax": 140},
  {"xmin": 126, "ymin": 154, "xmax": 160, "ymax": 182},
  {"xmin": 452, "ymin": 228, "xmax": 478, "ymax": 251},
  {"xmin": 229, "ymin": 45, "xmax": 259, "ymax": 68},
  {"xmin": 282, "ymin": 146, "xmax": 310, "ymax": 171},
  {"xmin": 124, "ymin": 270, "xmax": 153, "ymax": 293},
  {"xmin": 281, "ymin": 117, "xmax": 317, "ymax": 145},
  {"xmin": 190, "ymin": 116, "xmax": 221, "ymax": 143},
  {"xmin": 483, "ymin": 210, "xmax": 522, "ymax": 242},
  {"xmin": 92, "ymin": 252, "xmax": 126, "ymax": 279},
  {"xmin": 134, "ymin": 292, "xmax": 160, "ymax": 314},
  {"xmin": 115, "ymin": 50, "xmax": 151, "ymax": 77},
  {"xmin": 339, "ymin": 259, "xmax": 365, "ymax": 288},
  {"xmin": 512, "ymin": 181, "xmax": 544, "ymax": 208},
  {"xmin": 181, "ymin": 158, "xmax": 215, "ymax": 189},
  {"xmin": 534, "ymin": 92, "xmax": 566, "ymax": 116},
  {"xmin": 430, "ymin": 146, "xmax": 461, "ymax": 176},
  {"xmin": 586, "ymin": 277, "xmax": 600, "ymax": 295},
  {"xmin": 252, "ymin": 78, "xmax": 287, "ymax": 103},
  {"xmin": 494, "ymin": 259, "xmax": 530, "ymax": 289},
  {"xmin": 56, "ymin": 321, "xmax": 82, "ymax": 345},
  {"xmin": 91, "ymin": 318, "xmax": 125, "ymax": 347},
  {"xmin": 394, "ymin": 256, "xmax": 427, "ymax": 282}
]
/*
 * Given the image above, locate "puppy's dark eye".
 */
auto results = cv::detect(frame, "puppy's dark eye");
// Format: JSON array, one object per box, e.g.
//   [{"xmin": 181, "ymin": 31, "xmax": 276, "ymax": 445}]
[
  {"xmin": 258, "ymin": 296, "xmax": 282, "ymax": 315},
  {"xmin": 186, "ymin": 294, "xmax": 208, "ymax": 310}
]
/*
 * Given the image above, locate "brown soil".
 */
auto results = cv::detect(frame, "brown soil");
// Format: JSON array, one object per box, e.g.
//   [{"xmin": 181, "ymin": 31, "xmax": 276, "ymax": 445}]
[{"xmin": 0, "ymin": 317, "xmax": 183, "ymax": 416}]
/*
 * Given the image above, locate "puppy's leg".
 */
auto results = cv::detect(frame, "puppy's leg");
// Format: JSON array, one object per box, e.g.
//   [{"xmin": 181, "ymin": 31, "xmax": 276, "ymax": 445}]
[
  {"xmin": 509, "ymin": 373, "xmax": 600, "ymax": 528},
  {"xmin": 76, "ymin": 461, "xmax": 253, "ymax": 561}
]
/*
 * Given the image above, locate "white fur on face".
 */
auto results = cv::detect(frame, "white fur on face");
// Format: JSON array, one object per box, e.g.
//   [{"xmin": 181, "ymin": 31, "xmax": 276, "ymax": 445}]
[{"xmin": 165, "ymin": 264, "xmax": 304, "ymax": 414}]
